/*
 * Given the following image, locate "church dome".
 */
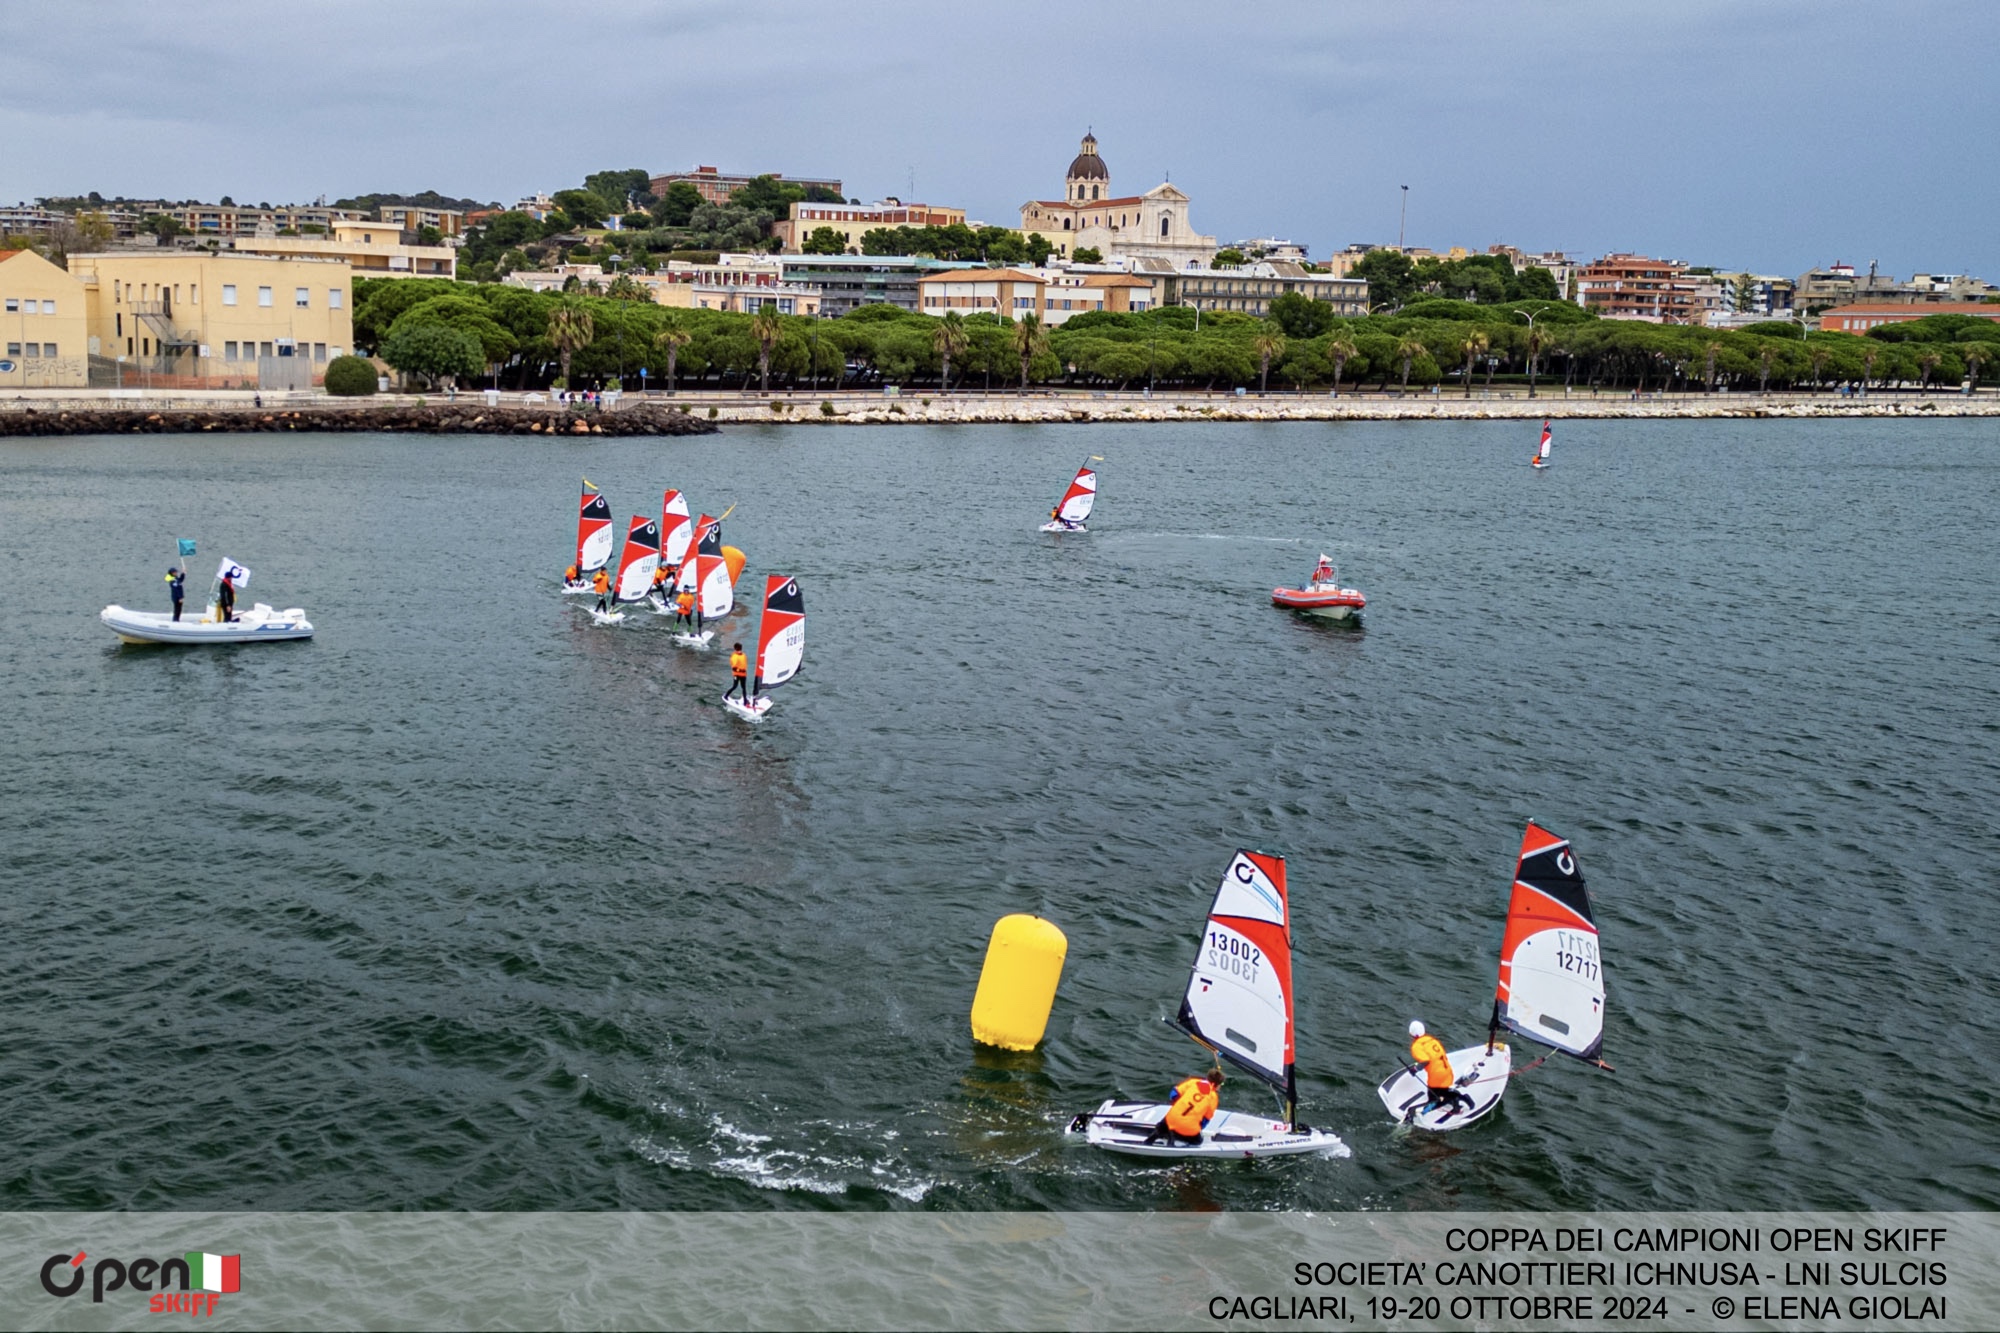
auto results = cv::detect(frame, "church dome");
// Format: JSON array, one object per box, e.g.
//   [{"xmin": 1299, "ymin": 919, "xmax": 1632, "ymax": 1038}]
[{"xmin": 1067, "ymin": 133, "xmax": 1109, "ymax": 181}]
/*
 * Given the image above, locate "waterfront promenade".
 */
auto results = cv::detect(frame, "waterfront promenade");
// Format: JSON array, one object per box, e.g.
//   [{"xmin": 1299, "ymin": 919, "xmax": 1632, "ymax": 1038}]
[{"xmin": 3, "ymin": 384, "xmax": 1996, "ymax": 430}]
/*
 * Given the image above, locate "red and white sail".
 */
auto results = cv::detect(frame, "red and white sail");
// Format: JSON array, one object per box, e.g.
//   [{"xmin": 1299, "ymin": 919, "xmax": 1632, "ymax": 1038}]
[
  {"xmin": 1535, "ymin": 422, "xmax": 1552, "ymax": 463},
  {"xmin": 1493, "ymin": 821, "xmax": 1603, "ymax": 1061},
  {"xmin": 613, "ymin": 515, "xmax": 661, "ymax": 603},
  {"xmin": 752, "ymin": 575, "xmax": 805, "ymax": 691},
  {"xmin": 1175, "ymin": 849, "xmax": 1296, "ymax": 1107},
  {"xmin": 1052, "ymin": 464, "xmax": 1097, "ymax": 525},
  {"xmin": 576, "ymin": 483, "xmax": 614, "ymax": 572},
  {"xmin": 661, "ymin": 490, "xmax": 693, "ymax": 568},
  {"xmin": 675, "ymin": 515, "xmax": 717, "ymax": 594},
  {"xmin": 688, "ymin": 552, "xmax": 733, "ymax": 618}
]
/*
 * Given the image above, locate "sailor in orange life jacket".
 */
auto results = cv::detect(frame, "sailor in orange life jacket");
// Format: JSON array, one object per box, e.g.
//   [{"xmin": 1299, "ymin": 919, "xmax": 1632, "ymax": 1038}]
[
  {"xmin": 1050, "ymin": 504, "xmax": 1077, "ymax": 531},
  {"xmin": 674, "ymin": 586, "xmax": 698, "ymax": 633},
  {"xmin": 1143, "ymin": 1067, "xmax": 1224, "ymax": 1145},
  {"xmin": 563, "ymin": 562, "xmax": 582, "ymax": 589},
  {"xmin": 592, "ymin": 566, "xmax": 612, "ymax": 613},
  {"xmin": 1408, "ymin": 1020, "xmax": 1471, "ymax": 1116},
  {"xmin": 649, "ymin": 563, "xmax": 672, "ymax": 605},
  {"xmin": 724, "ymin": 642, "xmax": 752, "ymax": 705}
]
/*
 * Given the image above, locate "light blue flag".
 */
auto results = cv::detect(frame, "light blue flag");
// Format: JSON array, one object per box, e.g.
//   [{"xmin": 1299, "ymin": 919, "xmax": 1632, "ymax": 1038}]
[{"xmin": 177, "ymin": 538, "xmax": 197, "ymax": 557}]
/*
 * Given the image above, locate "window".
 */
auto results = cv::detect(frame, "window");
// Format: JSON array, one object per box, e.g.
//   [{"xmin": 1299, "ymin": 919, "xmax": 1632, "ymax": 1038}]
[
  {"xmin": 223, "ymin": 284, "xmax": 238, "ymax": 306},
  {"xmin": 4, "ymin": 342, "xmax": 16, "ymax": 356},
  {"xmin": 328, "ymin": 287, "xmax": 343, "ymax": 309},
  {"xmin": 225, "ymin": 341, "xmax": 238, "ymax": 360},
  {"xmin": 329, "ymin": 347, "xmax": 343, "ymax": 359},
  {"xmin": 1161, "ymin": 216, "xmax": 1170, "ymax": 238},
  {"xmin": 22, "ymin": 343, "xmax": 39, "ymax": 357},
  {"xmin": 295, "ymin": 287, "xmax": 310, "ymax": 308},
  {"xmin": 191, "ymin": 285, "xmax": 198, "ymax": 304},
  {"xmin": 43, "ymin": 300, "xmax": 55, "ymax": 315},
  {"xmin": 314, "ymin": 343, "xmax": 326, "ymax": 361},
  {"xmin": 2, "ymin": 299, "xmax": 14, "ymax": 313},
  {"xmin": 142, "ymin": 338, "xmax": 150, "ymax": 355},
  {"xmin": 258, "ymin": 286, "xmax": 273, "ymax": 307},
  {"xmin": 116, "ymin": 314, "xmax": 122, "ymax": 336},
  {"xmin": 43, "ymin": 343, "xmax": 56, "ymax": 357},
  {"xmin": 260, "ymin": 341, "xmax": 273, "ymax": 357}
]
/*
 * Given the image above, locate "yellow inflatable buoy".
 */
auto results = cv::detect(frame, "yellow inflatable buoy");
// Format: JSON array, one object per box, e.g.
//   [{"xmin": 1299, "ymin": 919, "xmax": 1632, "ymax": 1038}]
[
  {"xmin": 722, "ymin": 545, "xmax": 747, "ymax": 586},
  {"xmin": 971, "ymin": 914, "xmax": 1068, "ymax": 1050}
]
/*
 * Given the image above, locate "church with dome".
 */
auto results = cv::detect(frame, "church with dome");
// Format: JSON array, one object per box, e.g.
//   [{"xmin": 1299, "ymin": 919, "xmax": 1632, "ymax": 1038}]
[{"xmin": 1018, "ymin": 132, "xmax": 1219, "ymax": 268}]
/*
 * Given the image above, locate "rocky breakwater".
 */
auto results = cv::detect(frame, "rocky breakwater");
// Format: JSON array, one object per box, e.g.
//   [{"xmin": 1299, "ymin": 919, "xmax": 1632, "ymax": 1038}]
[{"xmin": 0, "ymin": 402, "xmax": 719, "ymax": 438}]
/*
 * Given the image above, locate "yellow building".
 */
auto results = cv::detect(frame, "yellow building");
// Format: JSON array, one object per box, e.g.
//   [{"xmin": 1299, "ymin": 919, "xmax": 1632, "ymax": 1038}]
[
  {"xmin": 233, "ymin": 219, "xmax": 455, "ymax": 278},
  {"xmin": 0, "ymin": 248, "xmax": 90, "ymax": 387},
  {"xmin": 68, "ymin": 251, "xmax": 355, "ymax": 389}
]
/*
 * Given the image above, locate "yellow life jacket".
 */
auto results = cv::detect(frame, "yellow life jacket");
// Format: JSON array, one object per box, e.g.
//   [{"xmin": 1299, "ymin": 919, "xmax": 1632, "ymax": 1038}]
[
  {"xmin": 1165, "ymin": 1077, "xmax": 1219, "ymax": 1136},
  {"xmin": 1410, "ymin": 1034, "xmax": 1453, "ymax": 1089}
]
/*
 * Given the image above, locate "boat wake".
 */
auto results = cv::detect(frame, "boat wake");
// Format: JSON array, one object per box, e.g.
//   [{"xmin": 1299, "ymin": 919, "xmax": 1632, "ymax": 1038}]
[{"xmin": 633, "ymin": 1112, "xmax": 934, "ymax": 1203}]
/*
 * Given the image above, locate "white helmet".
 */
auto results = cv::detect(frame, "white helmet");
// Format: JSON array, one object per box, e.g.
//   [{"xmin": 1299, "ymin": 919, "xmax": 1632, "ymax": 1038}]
[{"xmin": 1408, "ymin": 1019, "xmax": 1425, "ymax": 1037}]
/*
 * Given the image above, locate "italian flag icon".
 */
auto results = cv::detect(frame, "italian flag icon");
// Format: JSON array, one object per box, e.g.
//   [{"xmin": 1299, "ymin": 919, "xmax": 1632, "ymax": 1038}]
[{"xmin": 186, "ymin": 1252, "xmax": 240, "ymax": 1294}]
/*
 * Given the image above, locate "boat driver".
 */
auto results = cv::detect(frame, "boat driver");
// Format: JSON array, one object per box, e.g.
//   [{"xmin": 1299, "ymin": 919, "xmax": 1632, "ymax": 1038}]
[
  {"xmin": 1408, "ymin": 1020, "xmax": 1471, "ymax": 1118},
  {"xmin": 1143, "ymin": 1067, "xmax": 1223, "ymax": 1145}
]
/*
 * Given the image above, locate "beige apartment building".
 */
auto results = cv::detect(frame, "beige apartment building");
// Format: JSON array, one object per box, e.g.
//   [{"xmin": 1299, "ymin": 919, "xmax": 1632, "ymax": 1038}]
[
  {"xmin": 234, "ymin": 219, "xmax": 455, "ymax": 278},
  {"xmin": 67, "ymin": 251, "xmax": 354, "ymax": 388},
  {"xmin": 0, "ymin": 248, "xmax": 90, "ymax": 387},
  {"xmin": 774, "ymin": 199, "xmax": 968, "ymax": 253},
  {"xmin": 915, "ymin": 267, "xmax": 1152, "ymax": 326}
]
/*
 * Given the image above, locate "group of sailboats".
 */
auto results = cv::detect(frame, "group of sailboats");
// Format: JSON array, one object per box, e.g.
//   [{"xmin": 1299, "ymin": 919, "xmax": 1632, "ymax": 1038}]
[
  {"xmin": 561, "ymin": 481, "xmax": 809, "ymax": 720},
  {"xmin": 1071, "ymin": 821, "xmax": 1609, "ymax": 1160}
]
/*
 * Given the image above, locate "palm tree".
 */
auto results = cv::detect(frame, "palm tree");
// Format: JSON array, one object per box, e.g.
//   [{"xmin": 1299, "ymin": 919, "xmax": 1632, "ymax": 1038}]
[
  {"xmin": 1957, "ymin": 341, "xmax": 1987, "ymax": 393},
  {"xmin": 1523, "ymin": 326, "xmax": 1550, "ymax": 398},
  {"xmin": 1251, "ymin": 323, "xmax": 1286, "ymax": 396},
  {"xmin": 1916, "ymin": 347, "xmax": 1942, "ymax": 394},
  {"xmin": 1395, "ymin": 335, "xmax": 1426, "ymax": 396},
  {"xmin": 1757, "ymin": 344, "xmax": 1778, "ymax": 394},
  {"xmin": 1325, "ymin": 335, "xmax": 1358, "ymax": 397},
  {"xmin": 932, "ymin": 311, "xmax": 968, "ymax": 393},
  {"xmin": 1807, "ymin": 345, "xmax": 1830, "ymax": 393},
  {"xmin": 547, "ymin": 295, "xmax": 594, "ymax": 388},
  {"xmin": 751, "ymin": 305, "xmax": 783, "ymax": 394},
  {"xmin": 1458, "ymin": 330, "xmax": 1488, "ymax": 398},
  {"xmin": 1012, "ymin": 313, "xmax": 1048, "ymax": 393},
  {"xmin": 1702, "ymin": 340, "xmax": 1722, "ymax": 391},
  {"xmin": 653, "ymin": 316, "xmax": 691, "ymax": 395},
  {"xmin": 1860, "ymin": 343, "xmax": 1880, "ymax": 396}
]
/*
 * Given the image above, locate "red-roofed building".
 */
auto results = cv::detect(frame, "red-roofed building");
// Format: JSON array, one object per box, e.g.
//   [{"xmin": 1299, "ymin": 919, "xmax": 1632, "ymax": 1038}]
[{"xmin": 1818, "ymin": 302, "xmax": 2000, "ymax": 333}]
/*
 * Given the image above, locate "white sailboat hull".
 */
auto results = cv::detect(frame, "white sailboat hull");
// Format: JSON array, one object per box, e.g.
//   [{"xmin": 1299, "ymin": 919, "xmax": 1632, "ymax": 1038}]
[
  {"xmin": 722, "ymin": 695, "xmax": 773, "ymax": 721},
  {"xmin": 101, "ymin": 604, "xmax": 312, "ymax": 645},
  {"xmin": 673, "ymin": 630, "xmax": 715, "ymax": 649},
  {"xmin": 1376, "ymin": 1042, "xmax": 1512, "ymax": 1132},
  {"xmin": 1070, "ymin": 1100, "xmax": 1349, "ymax": 1160},
  {"xmin": 1039, "ymin": 521, "xmax": 1087, "ymax": 533}
]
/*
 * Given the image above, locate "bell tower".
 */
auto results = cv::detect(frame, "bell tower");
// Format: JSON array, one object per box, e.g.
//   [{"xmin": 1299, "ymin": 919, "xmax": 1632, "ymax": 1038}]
[{"xmin": 1065, "ymin": 131, "xmax": 1110, "ymax": 203}]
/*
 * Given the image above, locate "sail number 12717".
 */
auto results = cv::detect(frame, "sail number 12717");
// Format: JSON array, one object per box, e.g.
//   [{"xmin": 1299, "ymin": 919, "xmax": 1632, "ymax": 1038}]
[{"xmin": 1553, "ymin": 930, "xmax": 1598, "ymax": 980}]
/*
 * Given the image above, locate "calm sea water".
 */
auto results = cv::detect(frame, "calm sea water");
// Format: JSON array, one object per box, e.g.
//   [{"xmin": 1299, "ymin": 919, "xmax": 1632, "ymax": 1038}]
[{"xmin": 1, "ymin": 418, "xmax": 1994, "ymax": 1214}]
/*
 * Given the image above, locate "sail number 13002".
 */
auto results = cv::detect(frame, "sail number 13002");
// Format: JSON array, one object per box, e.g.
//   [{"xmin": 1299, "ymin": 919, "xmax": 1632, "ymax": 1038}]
[{"xmin": 1206, "ymin": 930, "xmax": 1264, "ymax": 983}]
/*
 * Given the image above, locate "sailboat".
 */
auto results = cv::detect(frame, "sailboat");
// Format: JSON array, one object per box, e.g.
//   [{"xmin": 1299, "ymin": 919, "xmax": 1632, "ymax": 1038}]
[
  {"xmin": 1376, "ymin": 820, "xmax": 1607, "ymax": 1131},
  {"xmin": 723, "ymin": 576, "xmax": 806, "ymax": 721},
  {"xmin": 1070, "ymin": 849, "xmax": 1350, "ymax": 1159},
  {"xmin": 672, "ymin": 516, "xmax": 734, "ymax": 648},
  {"xmin": 565, "ymin": 481, "xmax": 614, "ymax": 593},
  {"xmin": 591, "ymin": 515, "xmax": 660, "ymax": 625},
  {"xmin": 650, "ymin": 489, "xmax": 695, "ymax": 614},
  {"xmin": 1039, "ymin": 460, "xmax": 1099, "ymax": 532},
  {"xmin": 1531, "ymin": 421, "xmax": 1553, "ymax": 469}
]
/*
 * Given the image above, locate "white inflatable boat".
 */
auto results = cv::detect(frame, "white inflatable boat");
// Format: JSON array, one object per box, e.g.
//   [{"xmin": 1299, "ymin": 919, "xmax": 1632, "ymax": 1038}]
[{"xmin": 101, "ymin": 603, "xmax": 314, "ymax": 645}]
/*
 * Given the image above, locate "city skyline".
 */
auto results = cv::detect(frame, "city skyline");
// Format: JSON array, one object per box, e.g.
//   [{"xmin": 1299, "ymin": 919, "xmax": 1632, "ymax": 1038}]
[{"xmin": 4, "ymin": 0, "xmax": 1996, "ymax": 279}]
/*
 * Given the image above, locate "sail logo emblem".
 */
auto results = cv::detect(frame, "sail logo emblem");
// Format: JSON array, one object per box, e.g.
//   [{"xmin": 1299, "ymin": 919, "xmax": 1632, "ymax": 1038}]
[
  {"xmin": 40, "ymin": 1249, "xmax": 241, "ymax": 1314},
  {"xmin": 1555, "ymin": 850, "xmax": 1576, "ymax": 876},
  {"xmin": 1232, "ymin": 857, "xmax": 1282, "ymax": 916}
]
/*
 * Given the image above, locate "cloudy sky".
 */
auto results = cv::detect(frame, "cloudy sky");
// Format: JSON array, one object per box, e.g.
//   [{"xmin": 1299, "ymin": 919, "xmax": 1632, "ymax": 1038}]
[{"xmin": 4, "ymin": 0, "xmax": 1995, "ymax": 278}]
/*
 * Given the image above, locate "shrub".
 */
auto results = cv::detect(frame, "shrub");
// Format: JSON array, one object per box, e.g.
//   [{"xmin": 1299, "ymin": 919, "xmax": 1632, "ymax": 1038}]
[
  {"xmin": 323, "ymin": 355, "xmax": 378, "ymax": 396},
  {"xmin": 820, "ymin": 401, "xmax": 835, "ymax": 417},
  {"xmin": 707, "ymin": 407, "xmax": 718, "ymax": 419}
]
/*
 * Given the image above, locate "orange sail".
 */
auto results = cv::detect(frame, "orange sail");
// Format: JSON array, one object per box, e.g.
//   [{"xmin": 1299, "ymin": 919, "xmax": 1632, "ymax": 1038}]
[{"xmin": 1492, "ymin": 821, "xmax": 1603, "ymax": 1060}]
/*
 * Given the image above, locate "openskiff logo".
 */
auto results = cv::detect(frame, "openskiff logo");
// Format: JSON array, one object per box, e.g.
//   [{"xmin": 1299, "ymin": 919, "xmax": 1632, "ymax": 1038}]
[{"xmin": 40, "ymin": 1248, "xmax": 241, "ymax": 1315}]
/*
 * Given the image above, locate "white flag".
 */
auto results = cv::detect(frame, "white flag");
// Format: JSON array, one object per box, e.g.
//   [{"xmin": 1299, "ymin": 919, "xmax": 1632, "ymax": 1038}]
[{"xmin": 215, "ymin": 558, "xmax": 251, "ymax": 587}]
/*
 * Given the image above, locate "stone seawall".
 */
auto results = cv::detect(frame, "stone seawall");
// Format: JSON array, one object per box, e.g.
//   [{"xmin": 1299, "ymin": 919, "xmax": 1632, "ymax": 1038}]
[{"xmin": 0, "ymin": 403, "xmax": 718, "ymax": 438}]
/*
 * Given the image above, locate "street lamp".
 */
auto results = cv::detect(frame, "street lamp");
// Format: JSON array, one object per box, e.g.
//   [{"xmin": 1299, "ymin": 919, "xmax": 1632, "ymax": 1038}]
[{"xmin": 1514, "ymin": 303, "xmax": 1551, "ymax": 398}]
